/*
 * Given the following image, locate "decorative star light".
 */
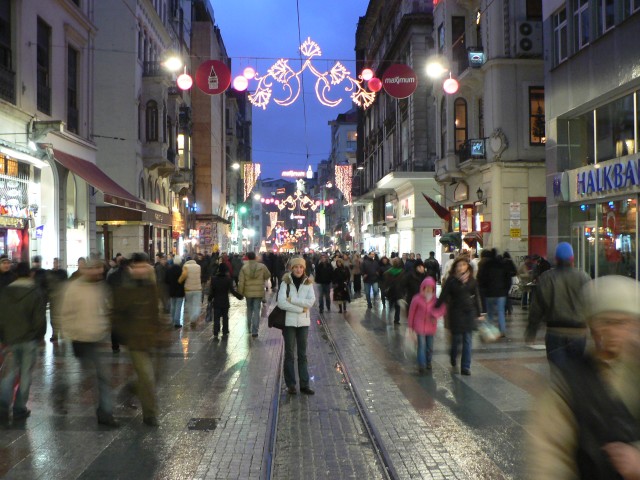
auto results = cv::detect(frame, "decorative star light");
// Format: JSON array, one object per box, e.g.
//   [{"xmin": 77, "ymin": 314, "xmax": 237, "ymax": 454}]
[
  {"xmin": 248, "ymin": 38, "xmax": 376, "ymax": 110},
  {"xmin": 275, "ymin": 190, "xmax": 319, "ymax": 211}
]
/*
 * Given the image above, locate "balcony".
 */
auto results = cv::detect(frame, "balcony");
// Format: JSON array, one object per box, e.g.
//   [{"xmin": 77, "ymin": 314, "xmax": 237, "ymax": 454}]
[
  {"xmin": 0, "ymin": 64, "xmax": 16, "ymax": 104},
  {"xmin": 170, "ymin": 168, "xmax": 193, "ymax": 193},
  {"xmin": 142, "ymin": 141, "xmax": 175, "ymax": 176},
  {"xmin": 457, "ymin": 138, "xmax": 486, "ymax": 173}
]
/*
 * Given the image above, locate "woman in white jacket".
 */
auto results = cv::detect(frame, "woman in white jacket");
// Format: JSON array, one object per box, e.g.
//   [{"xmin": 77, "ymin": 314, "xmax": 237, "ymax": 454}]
[{"xmin": 277, "ymin": 257, "xmax": 316, "ymax": 395}]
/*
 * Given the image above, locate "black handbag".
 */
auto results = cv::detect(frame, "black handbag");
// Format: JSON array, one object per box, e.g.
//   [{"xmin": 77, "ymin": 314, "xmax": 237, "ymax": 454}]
[{"xmin": 268, "ymin": 284, "xmax": 290, "ymax": 330}]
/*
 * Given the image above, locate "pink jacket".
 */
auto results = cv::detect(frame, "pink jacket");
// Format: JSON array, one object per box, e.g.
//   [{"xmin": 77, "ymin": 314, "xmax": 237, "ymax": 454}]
[{"xmin": 407, "ymin": 277, "xmax": 446, "ymax": 336}]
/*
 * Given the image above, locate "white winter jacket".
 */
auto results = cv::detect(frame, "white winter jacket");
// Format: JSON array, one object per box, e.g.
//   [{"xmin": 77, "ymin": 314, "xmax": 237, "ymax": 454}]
[{"xmin": 277, "ymin": 273, "xmax": 316, "ymax": 328}]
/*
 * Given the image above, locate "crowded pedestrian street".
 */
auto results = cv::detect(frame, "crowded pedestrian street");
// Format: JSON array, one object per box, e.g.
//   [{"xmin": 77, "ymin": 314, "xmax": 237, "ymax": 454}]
[{"xmin": 0, "ymin": 291, "xmax": 548, "ymax": 479}]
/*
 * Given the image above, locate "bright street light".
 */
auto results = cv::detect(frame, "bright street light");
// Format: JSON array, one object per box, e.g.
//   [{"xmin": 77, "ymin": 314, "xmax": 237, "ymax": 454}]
[
  {"xmin": 163, "ymin": 56, "xmax": 183, "ymax": 72},
  {"xmin": 253, "ymin": 193, "xmax": 261, "ymax": 200},
  {"xmin": 426, "ymin": 58, "xmax": 449, "ymax": 78},
  {"xmin": 231, "ymin": 162, "xmax": 240, "ymax": 170}
]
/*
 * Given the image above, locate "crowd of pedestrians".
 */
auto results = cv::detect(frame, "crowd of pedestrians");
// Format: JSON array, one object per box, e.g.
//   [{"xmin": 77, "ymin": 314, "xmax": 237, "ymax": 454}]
[{"xmin": 2, "ymin": 243, "xmax": 640, "ymax": 479}]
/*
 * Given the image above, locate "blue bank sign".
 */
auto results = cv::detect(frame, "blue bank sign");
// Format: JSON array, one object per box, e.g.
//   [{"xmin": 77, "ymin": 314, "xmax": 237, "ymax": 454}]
[{"xmin": 569, "ymin": 154, "xmax": 640, "ymax": 202}]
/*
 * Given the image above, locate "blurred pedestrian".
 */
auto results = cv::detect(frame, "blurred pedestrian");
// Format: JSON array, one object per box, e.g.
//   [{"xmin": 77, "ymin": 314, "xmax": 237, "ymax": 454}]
[
  {"xmin": 179, "ymin": 256, "xmax": 202, "ymax": 328},
  {"xmin": 502, "ymin": 251, "xmax": 517, "ymax": 315},
  {"xmin": 408, "ymin": 277, "xmax": 446, "ymax": 373},
  {"xmin": 424, "ymin": 251, "xmax": 441, "ymax": 284},
  {"xmin": 404, "ymin": 259, "xmax": 427, "ymax": 304},
  {"xmin": 165, "ymin": 255, "xmax": 185, "ymax": 328},
  {"xmin": 314, "ymin": 253, "xmax": 333, "ymax": 313},
  {"xmin": 111, "ymin": 253, "xmax": 162, "ymax": 427},
  {"xmin": 378, "ymin": 256, "xmax": 391, "ymax": 307},
  {"xmin": 383, "ymin": 257, "xmax": 406, "ymax": 324},
  {"xmin": 0, "ymin": 262, "xmax": 46, "ymax": 424},
  {"xmin": 0, "ymin": 254, "xmax": 16, "ymax": 293},
  {"xmin": 47, "ymin": 257, "xmax": 68, "ymax": 342},
  {"xmin": 527, "ymin": 275, "xmax": 640, "ymax": 479},
  {"xmin": 208, "ymin": 263, "xmax": 243, "ymax": 340},
  {"xmin": 59, "ymin": 258, "xmax": 118, "ymax": 427},
  {"xmin": 435, "ymin": 257, "xmax": 482, "ymax": 375},
  {"xmin": 517, "ymin": 255, "xmax": 535, "ymax": 309},
  {"xmin": 106, "ymin": 255, "xmax": 129, "ymax": 353},
  {"xmin": 69, "ymin": 256, "xmax": 87, "ymax": 280},
  {"xmin": 361, "ymin": 251, "xmax": 381, "ymax": 309},
  {"xmin": 351, "ymin": 252, "xmax": 362, "ymax": 295},
  {"xmin": 154, "ymin": 253, "xmax": 169, "ymax": 314},
  {"xmin": 477, "ymin": 249, "xmax": 510, "ymax": 337},
  {"xmin": 277, "ymin": 257, "xmax": 316, "ymax": 395},
  {"xmin": 238, "ymin": 251, "xmax": 271, "ymax": 337},
  {"xmin": 441, "ymin": 253, "xmax": 455, "ymax": 283},
  {"xmin": 332, "ymin": 257, "xmax": 350, "ymax": 313},
  {"xmin": 525, "ymin": 243, "xmax": 591, "ymax": 367},
  {"xmin": 231, "ymin": 254, "xmax": 244, "ymax": 288}
]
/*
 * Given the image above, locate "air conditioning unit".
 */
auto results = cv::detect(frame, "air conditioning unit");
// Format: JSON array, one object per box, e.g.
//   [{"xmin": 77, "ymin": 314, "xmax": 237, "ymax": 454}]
[{"xmin": 516, "ymin": 21, "xmax": 542, "ymax": 57}]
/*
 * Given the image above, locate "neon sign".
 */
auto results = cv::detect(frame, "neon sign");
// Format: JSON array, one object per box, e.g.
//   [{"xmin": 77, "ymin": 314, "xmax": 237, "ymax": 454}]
[{"xmin": 281, "ymin": 170, "xmax": 307, "ymax": 178}]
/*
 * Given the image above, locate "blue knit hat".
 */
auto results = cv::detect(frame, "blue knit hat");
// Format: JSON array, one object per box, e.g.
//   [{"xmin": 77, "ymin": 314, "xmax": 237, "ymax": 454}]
[{"xmin": 555, "ymin": 242, "xmax": 574, "ymax": 262}]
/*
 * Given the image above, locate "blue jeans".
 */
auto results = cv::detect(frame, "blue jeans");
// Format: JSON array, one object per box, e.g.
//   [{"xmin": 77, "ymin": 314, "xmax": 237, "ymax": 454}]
[
  {"xmin": 545, "ymin": 331, "xmax": 587, "ymax": 368},
  {"xmin": 451, "ymin": 332, "xmax": 472, "ymax": 371},
  {"xmin": 170, "ymin": 297, "xmax": 184, "ymax": 326},
  {"xmin": 0, "ymin": 341, "xmax": 37, "ymax": 416},
  {"xmin": 213, "ymin": 306, "xmax": 230, "ymax": 336},
  {"xmin": 486, "ymin": 296, "xmax": 506, "ymax": 334},
  {"xmin": 364, "ymin": 282, "xmax": 379, "ymax": 306},
  {"xmin": 184, "ymin": 291, "xmax": 201, "ymax": 324},
  {"xmin": 283, "ymin": 326, "xmax": 309, "ymax": 389},
  {"xmin": 246, "ymin": 297, "xmax": 262, "ymax": 334},
  {"xmin": 318, "ymin": 284, "xmax": 331, "ymax": 311},
  {"xmin": 71, "ymin": 341, "xmax": 114, "ymax": 416},
  {"xmin": 417, "ymin": 335, "xmax": 434, "ymax": 367}
]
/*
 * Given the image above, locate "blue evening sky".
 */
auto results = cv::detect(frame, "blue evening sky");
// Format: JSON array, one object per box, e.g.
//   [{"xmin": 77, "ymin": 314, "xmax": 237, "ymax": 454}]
[{"xmin": 210, "ymin": 0, "xmax": 369, "ymax": 179}]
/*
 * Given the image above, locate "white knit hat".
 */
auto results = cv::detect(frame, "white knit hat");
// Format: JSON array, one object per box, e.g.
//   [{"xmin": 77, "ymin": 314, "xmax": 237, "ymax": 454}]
[
  {"xmin": 288, "ymin": 257, "xmax": 306, "ymax": 269},
  {"xmin": 583, "ymin": 275, "xmax": 640, "ymax": 321}
]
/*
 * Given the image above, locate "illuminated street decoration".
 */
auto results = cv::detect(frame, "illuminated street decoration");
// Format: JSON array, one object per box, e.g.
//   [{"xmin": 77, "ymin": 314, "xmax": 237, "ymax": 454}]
[
  {"xmin": 248, "ymin": 38, "xmax": 376, "ymax": 110},
  {"xmin": 267, "ymin": 190, "xmax": 319, "ymax": 211},
  {"xmin": 269, "ymin": 212, "xmax": 278, "ymax": 231},
  {"xmin": 335, "ymin": 164, "xmax": 352, "ymax": 204},
  {"xmin": 243, "ymin": 163, "xmax": 261, "ymax": 201}
]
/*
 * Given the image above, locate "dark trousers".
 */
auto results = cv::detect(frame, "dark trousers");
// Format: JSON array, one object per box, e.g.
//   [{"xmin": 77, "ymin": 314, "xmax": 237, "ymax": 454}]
[
  {"xmin": 450, "ymin": 332, "xmax": 473, "ymax": 371},
  {"xmin": 545, "ymin": 331, "xmax": 586, "ymax": 368},
  {"xmin": 283, "ymin": 326, "xmax": 309, "ymax": 389},
  {"xmin": 318, "ymin": 284, "xmax": 331, "ymax": 312},
  {"xmin": 393, "ymin": 300, "xmax": 401, "ymax": 323},
  {"xmin": 212, "ymin": 306, "xmax": 230, "ymax": 336},
  {"xmin": 353, "ymin": 274, "xmax": 362, "ymax": 293}
]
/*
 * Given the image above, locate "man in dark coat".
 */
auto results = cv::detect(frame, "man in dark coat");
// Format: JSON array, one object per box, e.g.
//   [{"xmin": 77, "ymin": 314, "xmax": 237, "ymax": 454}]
[
  {"xmin": 208, "ymin": 263, "xmax": 243, "ymax": 339},
  {"xmin": 314, "ymin": 254, "xmax": 334, "ymax": 313},
  {"xmin": 424, "ymin": 251, "xmax": 441, "ymax": 283},
  {"xmin": 0, "ymin": 262, "xmax": 46, "ymax": 423},
  {"xmin": 361, "ymin": 252, "xmax": 381, "ymax": 309},
  {"xmin": 0, "ymin": 255, "xmax": 16, "ymax": 294},
  {"xmin": 477, "ymin": 249, "xmax": 511, "ymax": 337},
  {"xmin": 111, "ymin": 253, "xmax": 162, "ymax": 427},
  {"xmin": 165, "ymin": 254, "xmax": 185, "ymax": 328}
]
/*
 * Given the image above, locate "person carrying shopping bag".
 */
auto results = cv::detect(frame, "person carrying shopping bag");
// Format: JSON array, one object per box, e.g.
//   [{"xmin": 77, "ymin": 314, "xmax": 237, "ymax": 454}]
[{"xmin": 407, "ymin": 277, "xmax": 446, "ymax": 373}]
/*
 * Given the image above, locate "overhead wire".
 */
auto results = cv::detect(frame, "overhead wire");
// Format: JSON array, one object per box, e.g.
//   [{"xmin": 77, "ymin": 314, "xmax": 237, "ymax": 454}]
[{"xmin": 295, "ymin": 0, "xmax": 312, "ymax": 173}]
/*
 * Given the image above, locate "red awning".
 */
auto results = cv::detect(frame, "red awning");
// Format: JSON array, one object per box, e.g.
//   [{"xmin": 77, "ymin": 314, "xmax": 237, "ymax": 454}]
[
  {"xmin": 422, "ymin": 192, "xmax": 451, "ymax": 221},
  {"xmin": 463, "ymin": 231, "xmax": 483, "ymax": 246},
  {"xmin": 53, "ymin": 149, "xmax": 145, "ymax": 212}
]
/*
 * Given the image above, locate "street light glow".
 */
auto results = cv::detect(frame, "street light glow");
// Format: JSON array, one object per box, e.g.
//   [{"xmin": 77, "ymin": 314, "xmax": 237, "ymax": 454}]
[
  {"xmin": 426, "ymin": 61, "xmax": 448, "ymax": 78},
  {"xmin": 231, "ymin": 162, "xmax": 240, "ymax": 170}
]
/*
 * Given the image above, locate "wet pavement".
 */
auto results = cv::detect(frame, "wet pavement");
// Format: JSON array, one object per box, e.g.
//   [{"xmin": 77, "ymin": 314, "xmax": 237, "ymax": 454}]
[{"xmin": 0, "ymin": 291, "xmax": 549, "ymax": 479}]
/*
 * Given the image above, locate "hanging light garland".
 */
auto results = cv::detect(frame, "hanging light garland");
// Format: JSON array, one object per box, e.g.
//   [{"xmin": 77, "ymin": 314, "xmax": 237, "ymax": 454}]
[
  {"xmin": 261, "ymin": 190, "xmax": 320, "ymax": 211},
  {"xmin": 237, "ymin": 38, "xmax": 377, "ymax": 110},
  {"xmin": 334, "ymin": 164, "xmax": 353, "ymax": 204},
  {"xmin": 243, "ymin": 163, "xmax": 261, "ymax": 201}
]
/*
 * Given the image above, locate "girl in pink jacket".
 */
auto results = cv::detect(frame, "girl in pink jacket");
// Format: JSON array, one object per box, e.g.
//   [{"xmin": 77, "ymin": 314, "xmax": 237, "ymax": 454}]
[{"xmin": 407, "ymin": 277, "xmax": 446, "ymax": 372}]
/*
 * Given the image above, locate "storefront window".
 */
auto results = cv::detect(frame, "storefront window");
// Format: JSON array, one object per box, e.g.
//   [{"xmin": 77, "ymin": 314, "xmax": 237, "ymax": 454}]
[
  {"xmin": 596, "ymin": 93, "xmax": 635, "ymax": 162},
  {"xmin": 596, "ymin": 199, "xmax": 637, "ymax": 278}
]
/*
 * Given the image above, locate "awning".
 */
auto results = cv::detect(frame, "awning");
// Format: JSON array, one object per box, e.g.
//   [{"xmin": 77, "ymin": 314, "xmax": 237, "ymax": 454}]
[
  {"xmin": 53, "ymin": 149, "xmax": 145, "ymax": 212},
  {"xmin": 439, "ymin": 231, "xmax": 462, "ymax": 249},
  {"xmin": 463, "ymin": 231, "xmax": 483, "ymax": 246}
]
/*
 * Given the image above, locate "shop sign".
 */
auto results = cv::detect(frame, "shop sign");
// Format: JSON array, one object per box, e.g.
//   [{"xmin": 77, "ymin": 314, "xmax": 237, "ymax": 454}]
[
  {"xmin": 381, "ymin": 64, "xmax": 418, "ymax": 99},
  {"xmin": 195, "ymin": 60, "xmax": 231, "ymax": 95},
  {"xmin": 0, "ymin": 216, "xmax": 25, "ymax": 228},
  {"xmin": 510, "ymin": 228, "xmax": 521, "ymax": 238},
  {"xmin": 433, "ymin": 228, "xmax": 442, "ymax": 237},
  {"xmin": 281, "ymin": 170, "xmax": 307, "ymax": 178},
  {"xmin": 480, "ymin": 221, "xmax": 491, "ymax": 232},
  {"xmin": 576, "ymin": 157, "xmax": 640, "ymax": 196}
]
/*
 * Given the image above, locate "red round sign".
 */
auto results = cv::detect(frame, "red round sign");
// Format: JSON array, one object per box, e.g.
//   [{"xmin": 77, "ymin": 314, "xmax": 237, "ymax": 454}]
[
  {"xmin": 195, "ymin": 60, "xmax": 231, "ymax": 95},
  {"xmin": 381, "ymin": 64, "xmax": 418, "ymax": 99}
]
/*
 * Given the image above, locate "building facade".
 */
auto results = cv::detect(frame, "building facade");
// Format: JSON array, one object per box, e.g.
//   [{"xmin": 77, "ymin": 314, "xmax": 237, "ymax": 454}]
[
  {"xmin": 354, "ymin": 0, "xmax": 443, "ymax": 258},
  {"xmin": 432, "ymin": 0, "xmax": 546, "ymax": 262},
  {"xmin": 0, "ymin": 0, "xmax": 105, "ymax": 270},
  {"xmin": 544, "ymin": 0, "xmax": 640, "ymax": 278}
]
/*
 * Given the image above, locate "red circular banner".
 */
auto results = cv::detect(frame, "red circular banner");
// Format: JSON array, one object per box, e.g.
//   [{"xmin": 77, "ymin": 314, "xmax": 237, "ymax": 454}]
[
  {"xmin": 381, "ymin": 64, "xmax": 418, "ymax": 98},
  {"xmin": 195, "ymin": 60, "xmax": 231, "ymax": 95}
]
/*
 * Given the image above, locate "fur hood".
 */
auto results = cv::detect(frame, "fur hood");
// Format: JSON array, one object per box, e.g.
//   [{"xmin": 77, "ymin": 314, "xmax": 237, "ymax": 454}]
[{"xmin": 282, "ymin": 272, "xmax": 314, "ymax": 285}]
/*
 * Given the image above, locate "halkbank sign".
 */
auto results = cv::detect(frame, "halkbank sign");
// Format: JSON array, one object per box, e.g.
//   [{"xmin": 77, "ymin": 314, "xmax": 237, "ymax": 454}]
[{"xmin": 569, "ymin": 153, "xmax": 640, "ymax": 202}]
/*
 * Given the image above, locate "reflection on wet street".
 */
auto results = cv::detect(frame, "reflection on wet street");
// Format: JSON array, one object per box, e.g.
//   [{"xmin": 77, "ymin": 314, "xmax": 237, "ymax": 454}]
[{"xmin": 0, "ymin": 292, "xmax": 547, "ymax": 478}]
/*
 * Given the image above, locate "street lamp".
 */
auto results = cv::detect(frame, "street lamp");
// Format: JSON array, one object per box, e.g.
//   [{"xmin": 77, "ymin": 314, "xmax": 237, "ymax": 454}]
[{"xmin": 426, "ymin": 56, "xmax": 459, "ymax": 95}]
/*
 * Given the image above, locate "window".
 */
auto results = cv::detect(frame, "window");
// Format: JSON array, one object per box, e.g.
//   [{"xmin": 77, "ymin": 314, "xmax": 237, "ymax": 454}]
[
  {"xmin": 438, "ymin": 23, "xmax": 445, "ymax": 53},
  {"xmin": 162, "ymin": 104, "xmax": 167, "ymax": 143},
  {"xmin": 37, "ymin": 18, "xmax": 51, "ymax": 115},
  {"xmin": 478, "ymin": 98, "xmax": 484, "ymax": 138},
  {"xmin": 138, "ymin": 102, "xmax": 143, "ymax": 141},
  {"xmin": 146, "ymin": 100, "xmax": 158, "ymax": 142},
  {"xmin": 67, "ymin": 46, "xmax": 79, "ymax": 133},
  {"xmin": 553, "ymin": 8, "xmax": 568, "ymax": 64},
  {"xmin": 139, "ymin": 178, "xmax": 145, "ymax": 199},
  {"xmin": 137, "ymin": 26, "xmax": 143, "ymax": 61},
  {"xmin": 454, "ymin": 98, "xmax": 467, "ymax": 152},
  {"xmin": 346, "ymin": 130, "xmax": 357, "ymax": 150},
  {"xmin": 573, "ymin": 0, "xmax": 590, "ymax": 51},
  {"xmin": 529, "ymin": 87, "xmax": 546, "ymax": 145},
  {"xmin": 155, "ymin": 181, "xmax": 160, "ymax": 204},
  {"xmin": 0, "ymin": 0, "xmax": 13, "ymax": 103},
  {"xmin": 451, "ymin": 17, "xmax": 466, "ymax": 74},
  {"xmin": 599, "ymin": 0, "xmax": 615, "ymax": 34},
  {"xmin": 596, "ymin": 93, "xmax": 635, "ymax": 162},
  {"xmin": 440, "ymin": 97, "xmax": 447, "ymax": 157},
  {"xmin": 526, "ymin": 0, "xmax": 543, "ymax": 19},
  {"xmin": 147, "ymin": 178, "xmax": 153, "ymax": 201}
]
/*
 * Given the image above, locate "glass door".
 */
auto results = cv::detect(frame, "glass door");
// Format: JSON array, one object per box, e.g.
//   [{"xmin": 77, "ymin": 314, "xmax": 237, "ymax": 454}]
[{"xmin": 571, "ymin": 221, "xmax": 596, "ymax": 278}]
